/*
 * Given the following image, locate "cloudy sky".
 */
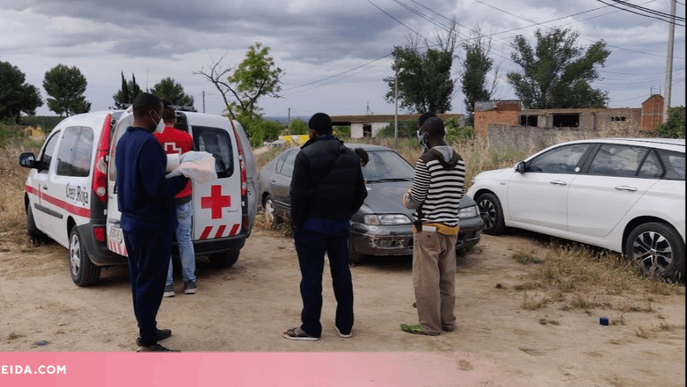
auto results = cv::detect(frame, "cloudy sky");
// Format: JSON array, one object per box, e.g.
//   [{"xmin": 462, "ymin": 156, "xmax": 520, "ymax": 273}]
[{"xmin": 1, "ymin": 0, "xmax": 684, "ymax": 119}]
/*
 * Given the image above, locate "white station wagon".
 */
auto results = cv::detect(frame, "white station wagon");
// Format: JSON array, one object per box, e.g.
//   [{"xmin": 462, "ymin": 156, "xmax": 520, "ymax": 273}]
[{"xmin": 467, "ymin": 138, "xmax": 685, "ymax": 280}]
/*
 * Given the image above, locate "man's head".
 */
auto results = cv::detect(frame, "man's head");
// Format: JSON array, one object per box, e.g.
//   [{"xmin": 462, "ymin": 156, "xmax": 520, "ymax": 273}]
[
  {"xmin": 308, "ymin": 112, "xmax": 333, "ymax": 138},
  {"xmin": 417, "ymin": 112, "xmax": 437, "ymax": 129},
  {"xmin": 418, "ymin": 117, "xmax": 445, "ymax": 149},
  {"xmin": 133, "ymin": 93, "xmax": 163, "ymax": 132},
  {"xmin": 160, "ymin": 97, "xmax": 176, "ymax": 125},
  {"xmin": 354, "ymin": 148, "xmax": 369, "ymax": 167}
]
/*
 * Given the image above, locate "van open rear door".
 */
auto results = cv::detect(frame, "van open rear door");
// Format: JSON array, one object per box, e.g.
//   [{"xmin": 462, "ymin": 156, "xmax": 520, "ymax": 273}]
[
  {"xmin": 105, "ymin": 112, "xmax": 134, "ymax": 257},
  {"xmin": 188, "ymin": 115, "xmax": 243, "ymax": 241}
]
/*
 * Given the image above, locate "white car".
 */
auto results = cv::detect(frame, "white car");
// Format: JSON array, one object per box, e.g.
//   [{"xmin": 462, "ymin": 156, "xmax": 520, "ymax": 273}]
[{"xmin": 467, "ymin": 138, "xmax": 685, "ymax": 280}]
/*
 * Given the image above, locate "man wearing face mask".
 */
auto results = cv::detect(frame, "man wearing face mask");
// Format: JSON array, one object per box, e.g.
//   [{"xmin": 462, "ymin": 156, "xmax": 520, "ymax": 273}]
[
  {"xmin": 115, "ymin": 93, "xmax": 189, "ymax": 352},
  {"xmin": 401, "ymin": 117, "xmax": 465, "ymax": 336}
]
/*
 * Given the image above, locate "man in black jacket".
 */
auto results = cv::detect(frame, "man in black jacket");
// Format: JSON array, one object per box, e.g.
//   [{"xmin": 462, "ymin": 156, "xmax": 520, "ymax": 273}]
[{"xmin": 283, "ymin": 112, "xmax": 367, "ymax": 341}]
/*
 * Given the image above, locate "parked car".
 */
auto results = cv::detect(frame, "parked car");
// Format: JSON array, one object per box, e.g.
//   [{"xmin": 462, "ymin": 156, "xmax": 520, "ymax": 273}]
[
  {"xmin": 466, "ymin": 138, "xmax": 685, "ymax": 280},
  {"xmin": 20, "ymin": 109, "xmax": 258, "ymax": 286},
  {"xmin": 258, "ymin": 143, "xmax": 483, "ymax": 263}
]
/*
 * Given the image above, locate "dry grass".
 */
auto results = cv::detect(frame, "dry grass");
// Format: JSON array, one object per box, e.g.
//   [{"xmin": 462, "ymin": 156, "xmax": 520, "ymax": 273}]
[
  {"xmin": 0, "ymin": 140, "xmax": 42, "ymax": 247},
  {"xmin": 521, "ymin": 291, "xmax": 549, "ymax": 310},
  {"xmin": 512, "ymin": 249, "xmax": 543, "ymax": 264}
]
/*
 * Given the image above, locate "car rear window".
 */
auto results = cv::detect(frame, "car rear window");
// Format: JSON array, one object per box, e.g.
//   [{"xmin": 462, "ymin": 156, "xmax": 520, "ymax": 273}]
[
  {"xmin": 193, "ymin": 126, "xmax": 234, "ymax": 179},
  {"xmin": 658, "ymin": 150, "xmax": 685, "ymax": 180}
]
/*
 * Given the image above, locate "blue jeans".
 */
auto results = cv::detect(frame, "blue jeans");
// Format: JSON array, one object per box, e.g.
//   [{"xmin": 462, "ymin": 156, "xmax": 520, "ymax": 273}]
[
  {"xmin": 294, "ymin": 227, "xmax": 354, "ymax": 338},
  {"xmin": 166, "ymin": 200, "xmax": 196, "ymax": 285}
]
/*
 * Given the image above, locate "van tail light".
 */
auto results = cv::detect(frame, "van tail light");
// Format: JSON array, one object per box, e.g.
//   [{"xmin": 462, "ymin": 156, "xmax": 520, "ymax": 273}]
[
  {"xmin": 92, "ymin": 113, "xmax": 112, "ymax": 203},
  {"xmin": 230, "ymin": 119, "xmax": 249, "ymax": 231},
  {"xmin": 93, "ymin": 226, "xmax": 106, "ymax": 242}
]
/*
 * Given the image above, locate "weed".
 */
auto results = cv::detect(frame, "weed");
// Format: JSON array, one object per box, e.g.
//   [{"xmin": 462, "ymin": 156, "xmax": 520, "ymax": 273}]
[{"xmin": 512, "ymin": 249, "xmax": 543, "ymax": 264}]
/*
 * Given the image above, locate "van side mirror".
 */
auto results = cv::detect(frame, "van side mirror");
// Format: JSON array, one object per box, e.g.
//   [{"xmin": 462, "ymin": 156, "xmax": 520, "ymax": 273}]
[
  {"xmin": 19, "ymin": 153, "xmax": 36, "ymax": 168},
  {"xmin": 516, "ymin": 161, "xmax": 526, "ymax": 173}
]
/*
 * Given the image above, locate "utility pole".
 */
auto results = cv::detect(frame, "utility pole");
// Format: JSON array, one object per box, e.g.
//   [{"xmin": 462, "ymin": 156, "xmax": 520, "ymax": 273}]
[
  {"xmin": 394, "ymin": 66, "xmax": 399, "ymax": 145},
  {"xmin": 663, "ymin": 0, "xmax": 677, "ymax": 123},
  {"xmin": 202, "ymin": 91, "xmax": 205, "ymax": 113},
  {"xmin": 287, "ymin": 108, "xmax": 291, "ymax": 133}
]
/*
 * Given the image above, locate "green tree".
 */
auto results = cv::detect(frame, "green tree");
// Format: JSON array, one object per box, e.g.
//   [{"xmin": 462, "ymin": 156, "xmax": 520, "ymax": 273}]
[
  {"xmin": 460, "ymin": 28, "xmax": 498, "ymax": 124},
  {"xmin": 0, "ymin": 61, "xmax": 43, "ymax": 123},
  {"xmin": 656, "ymin": 107, "xmax": 686, "ymax": 139},
  {"xmin": 507, "ymin": 28, "xmax": 610, "ymax": 109},
  {"xmin": 197, "ymin": 42, "xmax": 283, "ymax": 124},
  {"xmin": 112, "ymin": 72, "xmax": 143, "ymax": 108},
  {"xmin": 43, "ymin": 64, "xmax": 91, "ymax": 117},
  {"xmin": 385, "ymin": 24, "xmax": 458, "ymax": 114},
  {"xmin": 150, "ymin": 77, "xmax": 194, "ymax": 107},
  {"xmin": 288, "ymin": 119, "xmax": 308, "ymax": 135}
]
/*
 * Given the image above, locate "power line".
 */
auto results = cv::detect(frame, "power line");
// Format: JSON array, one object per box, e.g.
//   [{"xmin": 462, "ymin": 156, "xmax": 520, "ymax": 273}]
[{"xmin": 594, "ymin": 0, "xmax": 685, "ymax": 26}]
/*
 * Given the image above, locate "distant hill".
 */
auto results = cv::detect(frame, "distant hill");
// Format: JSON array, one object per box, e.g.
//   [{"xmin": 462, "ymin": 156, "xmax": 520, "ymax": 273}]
[{"xmin": 263, "ymin": 116, "xmax": 310, "ymax": 124}]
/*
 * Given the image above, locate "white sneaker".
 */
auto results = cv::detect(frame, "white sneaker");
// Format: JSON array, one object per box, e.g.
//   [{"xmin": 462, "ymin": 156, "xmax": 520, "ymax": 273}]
[
  {"xmin": 163, "ymin": 284, "xmax": 175, "ymax": 297},
  {"xmin": 335, "ymin": 326, "xmax": 352, "ymax": 338}
]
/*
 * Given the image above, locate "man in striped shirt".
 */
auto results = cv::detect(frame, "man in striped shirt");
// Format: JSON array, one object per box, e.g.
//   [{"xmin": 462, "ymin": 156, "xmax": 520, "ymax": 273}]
[{"xmin": 401, "ymin": 116, "xmax": 466, "ymax": 336}]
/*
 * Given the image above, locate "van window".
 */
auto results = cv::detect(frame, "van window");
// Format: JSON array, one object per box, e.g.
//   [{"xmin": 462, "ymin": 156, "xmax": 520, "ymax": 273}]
[
  {"xmin": 56, "ymin": 126, "xmax": 94, "ymax": 177},
  {"xmin": 194, "ymin": 126, "xmax": 234, "ymax": 178},
  {"xmin": 39, "ymin": 130, "xmax": 60, "ymax": 173}
]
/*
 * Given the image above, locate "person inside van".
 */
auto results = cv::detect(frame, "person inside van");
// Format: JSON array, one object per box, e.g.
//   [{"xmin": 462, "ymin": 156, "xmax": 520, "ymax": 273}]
[
  {"xmin": 115, "ymin": 93, "xmax": 189, "ymax": 352},
  {"xmin": 154, "ymin": 97, "xmax": 197, "ymax": 297}
]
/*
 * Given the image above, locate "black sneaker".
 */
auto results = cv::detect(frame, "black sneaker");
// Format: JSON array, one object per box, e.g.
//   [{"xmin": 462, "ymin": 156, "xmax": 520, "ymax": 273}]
[
  {"xmin": 184, "ymin": 281, "xmax": 197, "ymax": 294},
  {"xmin": 163, "ymin": 284, "xmax": 175, "ymax": 298},
  {"xmin": 137, "ymin": 344, "xmax": 180, "ymax": 352},
  {"xmin": 136, "ymin": 329, "xmax": 172, "ymax": 346}
]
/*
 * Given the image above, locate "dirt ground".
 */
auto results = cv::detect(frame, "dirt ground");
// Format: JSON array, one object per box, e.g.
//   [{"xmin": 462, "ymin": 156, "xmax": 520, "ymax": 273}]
[{"xmin": 0, "ymin": 229, "xmax": 684, "ymax": 387}]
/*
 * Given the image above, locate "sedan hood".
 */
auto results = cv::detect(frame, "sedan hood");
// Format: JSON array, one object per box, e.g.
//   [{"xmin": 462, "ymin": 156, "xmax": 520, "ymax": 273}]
[{"xmin": 362, "ymin": 180, "xmax": 476, "ymax": 216}]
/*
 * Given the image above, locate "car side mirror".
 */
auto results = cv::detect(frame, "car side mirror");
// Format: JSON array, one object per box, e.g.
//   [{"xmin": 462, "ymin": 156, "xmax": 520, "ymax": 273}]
[
  {"xmin": 516, "ymin": 161, "xmax": 526, "ymax": 173},
  {"xmin": 19, "ymin": 152, "xmax": 36, "ymax": 168}
]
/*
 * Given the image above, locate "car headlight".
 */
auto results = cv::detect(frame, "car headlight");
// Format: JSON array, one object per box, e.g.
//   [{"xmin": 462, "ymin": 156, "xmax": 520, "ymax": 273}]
[
  {"xmin": 458, "ymin": 205, "xmax": 479, "ymax": 218},
  {"xmin": 363, "ymin": 214, "xmax": 412, "ymax": 225}
]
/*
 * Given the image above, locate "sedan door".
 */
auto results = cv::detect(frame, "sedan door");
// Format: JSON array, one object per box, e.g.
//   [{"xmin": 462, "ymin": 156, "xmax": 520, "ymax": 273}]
[
  {"xmin": 507, "ymin": 143, "xmax": 591, "ymax": 231},
  {"xmin": 568, "ymin": 144, "xmax": 659, "ymax": 237},
  {"xmin": 271, "ymin": 149, "xmax": 298, "ymax": 218}
]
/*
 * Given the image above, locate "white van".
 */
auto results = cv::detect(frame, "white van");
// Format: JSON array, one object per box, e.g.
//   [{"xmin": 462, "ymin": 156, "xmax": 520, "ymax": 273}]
[{"xmin": 20, "ymin": 109, "xmax": 258, "ymax": 286}]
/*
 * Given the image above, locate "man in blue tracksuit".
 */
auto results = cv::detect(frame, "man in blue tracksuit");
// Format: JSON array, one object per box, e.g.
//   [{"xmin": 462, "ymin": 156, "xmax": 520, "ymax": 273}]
[{"xmin": 115, "ymin": 93, "xmax": 188, "ymax": 352}]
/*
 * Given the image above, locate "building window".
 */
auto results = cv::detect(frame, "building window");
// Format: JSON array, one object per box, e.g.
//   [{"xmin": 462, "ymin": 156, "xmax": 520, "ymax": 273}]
[
  {"xmin": 552, "ymin": 114, "xmax": 580, "ymax": 128},
  {"xmin": 363, "ymin": 124, "xmax": 372, "ymax": 138},
  {"xmin": 520, "ymin": 115, "xmax": 538, "ymax": 127},
  {"xmin": 611, "ymin": 116, "xmax": 626, "ymax": 122}
]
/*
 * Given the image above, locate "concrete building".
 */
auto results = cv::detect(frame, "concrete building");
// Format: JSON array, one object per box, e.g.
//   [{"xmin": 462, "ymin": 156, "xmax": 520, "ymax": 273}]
[
  {"xmin": 330, "ymin": 113, "xmax": 463, "ymax": 139},
  {"xmin": 473, "ymin": 95, "xmax": 666, "ymax": 137}
]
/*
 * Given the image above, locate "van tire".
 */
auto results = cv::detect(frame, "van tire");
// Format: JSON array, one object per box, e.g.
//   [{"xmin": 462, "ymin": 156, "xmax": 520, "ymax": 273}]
[
  {"xmin": 26, "ymin": 205, "xmax": 48, "ymax": 246},
  {"xmin": 69, "ymin": 228, "xmax": 101, "ymax": 287},
  {"xmin": 209, "ymin": 250, "xmax": 240, "ymax": 267}
]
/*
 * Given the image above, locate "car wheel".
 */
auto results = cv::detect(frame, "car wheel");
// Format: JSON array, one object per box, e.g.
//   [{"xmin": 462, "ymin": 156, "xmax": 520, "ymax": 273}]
[
  {"xmin": 625, "ymin": 222, "xmax": 685, "ymax": 281},
  {"xmin": 209, "ymin": 250, "xmax": 240, "ymax": 267},
  {"xmin": 69, "ymin": 227, "xmax": 101, "ymax": 287},
  {"xmin": 476, "ymin": 192, "xmax": 506, "ymax": 235},
  {"xmin": 26, "ymin": 205, "xmax": 48, "ymax": 246},
  {"xmin": 263, "ymin": 195, "xmax": 281, "ymax": 227},
  {"xmin": 348, "ymin": 238, "xmax": 363, "ymax": 265}
]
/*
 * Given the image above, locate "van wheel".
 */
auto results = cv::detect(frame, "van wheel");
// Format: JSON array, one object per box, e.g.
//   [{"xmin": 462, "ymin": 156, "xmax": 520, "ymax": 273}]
[
  {"xmin": 69, "ymin": 228, "xmax": 101, "ymax": 287},
  {"xmin": 209, "ymin": 250, "xmax": 240, "ymax": 267},
  {"xmin": 476, "ymin": 192, "xmax": 506, "ymax": 235},
  {"xmin": 26, "ymin": 205, "xmax": 48, "ymax": 246},
  {"xmin": 263, "ymin": 195, "xmax": 281, "ymax": 227},
  {"xmin": 625, "ymin": 222, "xmax": 685, "ymax": 281}
]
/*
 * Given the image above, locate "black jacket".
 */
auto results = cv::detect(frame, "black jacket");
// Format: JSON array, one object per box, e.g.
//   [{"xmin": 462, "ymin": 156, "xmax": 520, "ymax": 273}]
[{"xmin": 289, "ymin": 135, "xmax": 367, "ymax": 228}]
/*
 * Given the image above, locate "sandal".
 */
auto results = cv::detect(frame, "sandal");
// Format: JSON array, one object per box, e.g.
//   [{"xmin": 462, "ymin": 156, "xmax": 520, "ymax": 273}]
[
  {"xmin": 283, "ymin": 326, "xmax": 320, "ymax": 341},
  {"xmin": 400, "ymin": 323, "xmax": 426, "ymax": 335}
]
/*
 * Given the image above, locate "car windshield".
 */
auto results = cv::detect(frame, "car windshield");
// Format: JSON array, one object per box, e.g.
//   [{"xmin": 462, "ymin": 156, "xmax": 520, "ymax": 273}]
[{"xmin": 363, "ymin": 150, "xmax": 415, "ymax": 182}]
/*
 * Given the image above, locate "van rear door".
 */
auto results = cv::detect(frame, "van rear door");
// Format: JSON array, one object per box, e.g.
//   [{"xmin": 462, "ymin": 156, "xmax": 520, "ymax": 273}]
[
  {"xmin": 187, "ymin": 114, "xmax": 243, "ymax": 241},
  {"xmin": 105, "ymin": 112, "xmax": 134, "ymax": 256}
]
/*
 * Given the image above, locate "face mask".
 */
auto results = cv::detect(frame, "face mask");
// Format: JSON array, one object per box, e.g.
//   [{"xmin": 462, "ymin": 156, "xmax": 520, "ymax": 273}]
[
  {"xmin": 417, "ymin": 130, "xmax": 429, "ymax": 150},
  {"xmin": 154, "ymin": 119, "xmax": 166, "ymax": 134}
]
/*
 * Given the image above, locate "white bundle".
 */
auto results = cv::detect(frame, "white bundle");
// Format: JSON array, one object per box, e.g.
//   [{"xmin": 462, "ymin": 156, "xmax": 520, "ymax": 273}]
[
  {"xmin": 166, "ymin": 154, "xmax": 180, "ymax": 172},
  {"xmin": 166, "ymin": 151, "xmax": 218, "ymax": 184}
]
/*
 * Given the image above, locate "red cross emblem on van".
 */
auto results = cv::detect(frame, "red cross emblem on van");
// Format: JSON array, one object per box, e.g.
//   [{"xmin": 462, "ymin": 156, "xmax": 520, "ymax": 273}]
[{"xmin": 201, "ymin": 185, "xmax": 231, "ymax": 219}]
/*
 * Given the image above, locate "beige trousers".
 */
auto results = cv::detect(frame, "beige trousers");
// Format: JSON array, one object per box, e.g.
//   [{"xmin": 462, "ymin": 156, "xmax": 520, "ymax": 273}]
[{"xmin": 412, "ymin": 230, "xmax": 458, "ymax": 335}]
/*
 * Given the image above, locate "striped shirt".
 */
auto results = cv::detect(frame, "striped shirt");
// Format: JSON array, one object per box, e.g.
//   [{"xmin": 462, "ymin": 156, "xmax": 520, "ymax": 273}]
[{"xmin": 407, "ymin": 146, "xmax": 465, "ymax": 227}]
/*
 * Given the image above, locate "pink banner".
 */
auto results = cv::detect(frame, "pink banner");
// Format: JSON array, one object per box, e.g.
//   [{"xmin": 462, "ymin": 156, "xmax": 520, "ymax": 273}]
[{"xmin": 0, "ymin": 352, "xmax": 511, "ymax": 387}]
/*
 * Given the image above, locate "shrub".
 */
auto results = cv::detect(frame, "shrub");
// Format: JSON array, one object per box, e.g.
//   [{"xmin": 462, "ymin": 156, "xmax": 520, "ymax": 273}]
[
  {"xmin": 656, "ymin": 107, "xmax": 685, "ymax": 139},
  {"xmin": 288, "ymin": 119, "xmax": 308, "ymax": 135}
]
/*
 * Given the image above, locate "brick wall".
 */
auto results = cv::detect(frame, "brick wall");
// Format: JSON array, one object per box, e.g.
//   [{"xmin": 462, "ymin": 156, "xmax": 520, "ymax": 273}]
[{"xmin": 641, "ymin": 95, "xmax": 664, "ymax": 131}]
